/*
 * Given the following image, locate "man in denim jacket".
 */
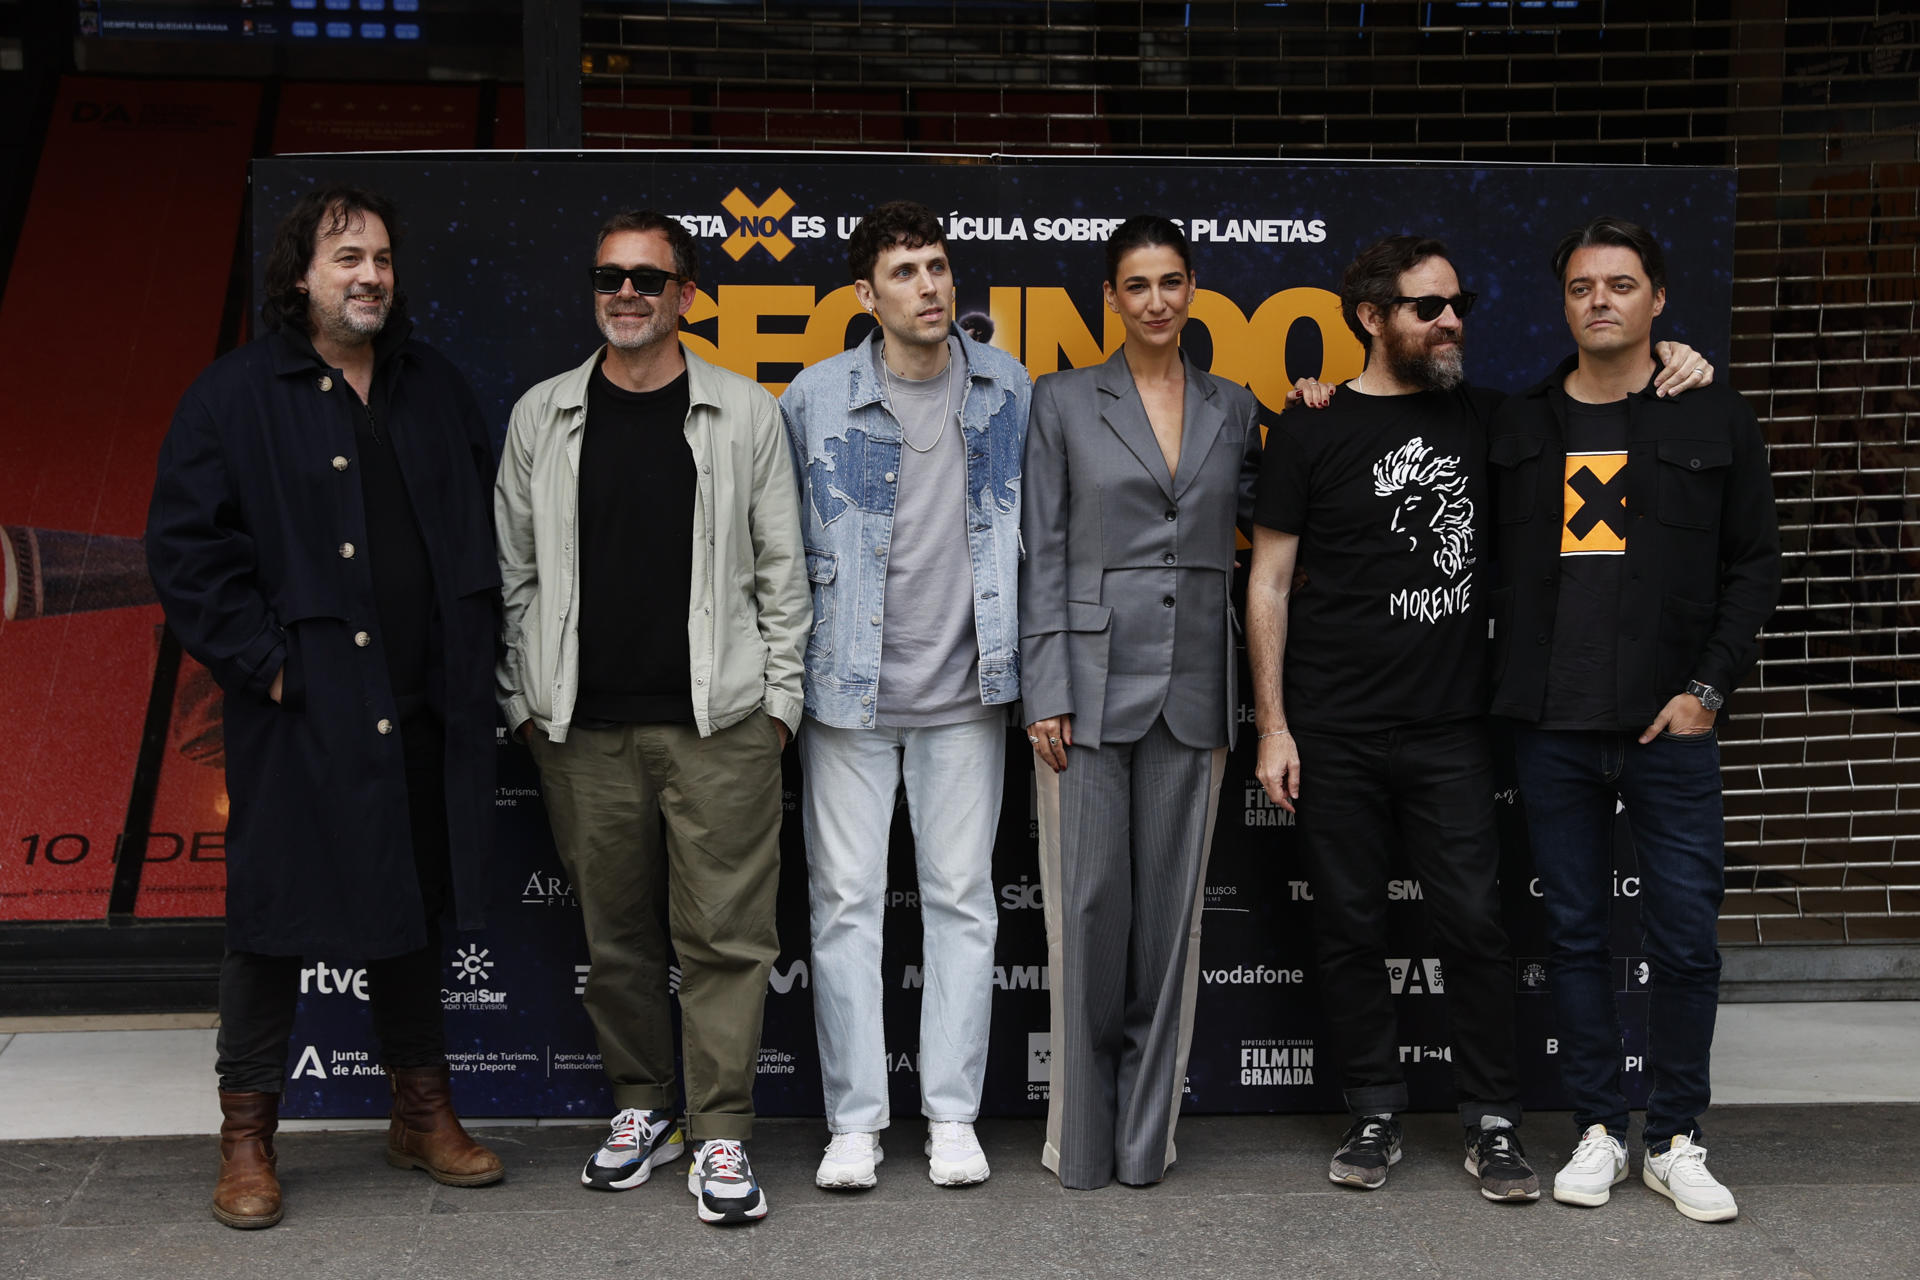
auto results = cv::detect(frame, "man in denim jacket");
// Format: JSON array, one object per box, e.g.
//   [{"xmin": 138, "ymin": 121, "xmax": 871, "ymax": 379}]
[{"xmin": 779, "ymin": 200, "xmax": 1031, "ymax": 1191}]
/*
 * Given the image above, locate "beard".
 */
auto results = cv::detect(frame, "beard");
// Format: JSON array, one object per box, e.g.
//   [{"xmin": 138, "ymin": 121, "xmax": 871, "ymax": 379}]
[
  {"xmin": 1384, "ymin": 321, "xmax": 1466, "ymax": 390},
  {"xmin": 597, "ymin": 300, "xmax": 679, "ymax": 352},
  {"xmin": 312, "ymin": 288, "xmax": 391, "ymax": 344}
]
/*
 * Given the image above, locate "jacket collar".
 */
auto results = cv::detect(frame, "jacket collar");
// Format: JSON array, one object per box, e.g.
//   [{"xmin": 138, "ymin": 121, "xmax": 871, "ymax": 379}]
[
  {"xmin": 1520, "ymin": 350, "xmax": 1662, "ymax": 402},
  {"xmin": 549, "ymin": 341, "xmax": 725, "ymax": 417},
  {"xmin": 846, "ymin": 323, "xmax": 992, "ymax": 412},
  {"xmin": 268, "ymin": 299, "xmax": 414, "ymax": 377},
  {"xmin": 1094, "ymin": 345, "xmax": 1222, "ymax": 502}
]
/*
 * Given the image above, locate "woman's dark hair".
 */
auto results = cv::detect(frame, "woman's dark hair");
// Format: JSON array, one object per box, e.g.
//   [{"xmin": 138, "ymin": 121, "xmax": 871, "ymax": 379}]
[
  {"xmin": 847, "ymin": 200, "xmax": 945, "ymax": 282},
  {"xmin": 1339, "ymin": 234, "xmax": 1452, "ymax": 350},
  {"xmin": 260, "ymin": 185, "xmax": 402, "ymax": 335},
  {"xmin": 1104, "ymin": 216, "xmax": 1192, "ymax": 283},
  {"xmin": 1551, "ymin": 215, "xmax": 1666, "ymax": 294},
  {"xmin": 596, "ymin": 209, "xmax": 699, "ymax": 283}
]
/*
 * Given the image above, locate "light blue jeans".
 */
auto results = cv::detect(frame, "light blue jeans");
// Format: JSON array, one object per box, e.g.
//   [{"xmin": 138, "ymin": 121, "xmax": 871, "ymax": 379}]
[{"xmin": 800, "ymin": 715, "xmax": 1005, "ymax": 1133}]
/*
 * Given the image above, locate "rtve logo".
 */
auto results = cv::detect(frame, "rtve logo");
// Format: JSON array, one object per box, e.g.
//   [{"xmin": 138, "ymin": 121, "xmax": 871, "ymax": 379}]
[{"xmin": 722, "ymin": 187, "xmax": 797, "ymax": 263}]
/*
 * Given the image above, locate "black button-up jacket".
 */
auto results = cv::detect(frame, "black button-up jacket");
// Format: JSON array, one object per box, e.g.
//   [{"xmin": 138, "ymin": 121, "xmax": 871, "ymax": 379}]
[{"xmin": 1486, "ymin": 354, "xmax": 1781, "ymax": 727}]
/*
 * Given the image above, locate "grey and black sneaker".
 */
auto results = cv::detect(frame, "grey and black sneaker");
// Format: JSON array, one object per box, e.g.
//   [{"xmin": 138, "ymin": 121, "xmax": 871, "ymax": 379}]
[
  {"xmin": 1329, "ymin": 1115, "xmax": 1402, "ymax": 1189},
  {"xmin": 581, "ymin": 1107, "xmax": 684, "ymax": 1190},
  {"xmin": 687, "ymin": 1138, "xmax": 768, "ymax": 1225},
  {"xmin": 1464, "ymin": 1118, "xmax": 1541, "ymax": 1202}
]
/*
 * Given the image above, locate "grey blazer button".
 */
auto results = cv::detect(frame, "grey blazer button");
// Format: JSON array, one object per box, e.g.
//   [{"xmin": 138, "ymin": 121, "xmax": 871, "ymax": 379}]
[
  {"xmin": 1163, "ymin": 552, "xmax": 1176, "ymax": 564},
  {"xmin": 376, "ymin": 718, "xmax": 393, "ymax": 734},
  {"xmin": 1162, "ymin": 596, "xmax": 1175, "ymax": 608},
  {"xmin": 332, "ymin": 455, "xmax": 350, "ymax": 471},
  {"xmin": 354, "ymin": 631, "xmax": 371, "ymax": 647},
  {"xmin": 339, "ymin": 542, "xmax": 356, "ymax": 559}
]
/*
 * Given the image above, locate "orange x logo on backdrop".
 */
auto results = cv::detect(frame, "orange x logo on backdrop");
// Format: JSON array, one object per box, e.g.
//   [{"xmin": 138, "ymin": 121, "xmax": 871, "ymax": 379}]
[{"xmin": 721, "ymin": 187, "xmax": 797, "ymax": 262}]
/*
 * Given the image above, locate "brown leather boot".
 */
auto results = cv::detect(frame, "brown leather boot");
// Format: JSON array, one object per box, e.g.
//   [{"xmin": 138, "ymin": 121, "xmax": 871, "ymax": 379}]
[
  {"xmin": 212, "ymin": 1089, "xmax": 283, "ymax": 1229},
  {"xmin": 385, "ymin": 1065, "xmax": 505, "ymax": 1187}
]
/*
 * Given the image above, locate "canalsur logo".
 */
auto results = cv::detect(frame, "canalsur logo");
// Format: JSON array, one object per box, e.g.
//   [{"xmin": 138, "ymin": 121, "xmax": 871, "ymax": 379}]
[
  {"xmin": 452, "ymin": 945, "xmax": 493, "ymax": 985},
  {"xmin": 443, "ymin": 946, "xmax": 507, "ymax": 1011}
]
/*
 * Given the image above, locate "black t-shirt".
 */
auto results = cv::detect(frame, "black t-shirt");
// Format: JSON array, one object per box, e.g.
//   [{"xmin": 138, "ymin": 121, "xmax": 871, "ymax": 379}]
[
  {"xmin": 1539, "ymin": 396, "xmax": 1630, "ymax": 728},
  {"xmin": 574, "ymin": 362, "xmax": 696, "ymax": 726},
  {"xmin": 1253, "ymin": 383, "xmax": 1504, "ymax": 733}
]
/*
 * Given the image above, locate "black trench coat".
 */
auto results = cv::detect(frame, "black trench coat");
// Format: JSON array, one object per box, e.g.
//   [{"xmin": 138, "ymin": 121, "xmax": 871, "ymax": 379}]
[{"xmin": 146, "ymin": 314, "xmax": 499, "ymax": 959}]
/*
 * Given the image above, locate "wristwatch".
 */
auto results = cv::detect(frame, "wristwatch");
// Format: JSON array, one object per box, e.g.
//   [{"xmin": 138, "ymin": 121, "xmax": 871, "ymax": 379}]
[{"xmin": 1686, "ymin": 680, "xmax": 1725, "ymax": 711}]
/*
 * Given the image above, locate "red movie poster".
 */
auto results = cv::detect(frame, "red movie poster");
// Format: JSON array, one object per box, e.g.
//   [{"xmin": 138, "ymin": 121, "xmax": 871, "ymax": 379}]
[{"xmin": 0, "ymin": 77, "xmax": 260, "ymax": 921}]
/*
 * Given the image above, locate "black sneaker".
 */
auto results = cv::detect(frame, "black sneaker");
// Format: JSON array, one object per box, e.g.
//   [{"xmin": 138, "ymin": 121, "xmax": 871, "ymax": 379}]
[
  {"xmin": 1465, "ymin": 1121, "xmax": 1541, "ymax": 1202},
  {"xmin": 580, "ymin": 1107, "xmax": 684, "ymax": 1190},
  {"xmin": 1329, "ymin": 1116, "xmax": 1402, "ymax": 1189},
  {"xmin": 686, "ymin": 1138, "xmax": 768, "ymax": 1225}
]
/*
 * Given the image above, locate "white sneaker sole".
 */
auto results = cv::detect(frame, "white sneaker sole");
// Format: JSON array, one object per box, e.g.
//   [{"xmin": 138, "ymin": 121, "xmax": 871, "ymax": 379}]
[
  {"xmin": 687, "ymin": 1179, "xmax": 768, "ymax": 1225},
  {"xmin": 582, "ymin": 1137, "xmax": 684, "ymax": 1191},
  {"xmin": 926, "ymin": 1149, "xmax": 990, "ymax": 1186},
  {"xmin": 1642, "ymin": 1166, "xmax": 1738, "ymax": 1222},
  {"xmin": 1552, "ymin": 1165, "xmax": 1627, "ymax": 1207},
  {"xmin": 815, "ymin": 1145, "xmax": 883, "ymax": 1190}
]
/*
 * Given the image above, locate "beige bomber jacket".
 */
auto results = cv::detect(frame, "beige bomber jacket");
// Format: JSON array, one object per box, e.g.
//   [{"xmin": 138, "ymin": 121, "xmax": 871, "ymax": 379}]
[{"xmin": 493, "ymin": 344, "xmax": 810, "ymax": 742}]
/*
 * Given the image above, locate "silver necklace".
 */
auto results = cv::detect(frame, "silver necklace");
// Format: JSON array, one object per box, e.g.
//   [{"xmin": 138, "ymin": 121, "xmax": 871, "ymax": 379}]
[{"xmin": 884, "ymin": 340, "xmax": 953, "ymax": 455}]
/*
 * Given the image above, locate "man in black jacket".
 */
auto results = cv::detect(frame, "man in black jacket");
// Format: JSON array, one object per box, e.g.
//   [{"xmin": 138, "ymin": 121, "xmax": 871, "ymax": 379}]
[
  {"xmin": 1487, "ymin": 216, "xmax": 1780, "ymax": 1223},
  {"xmin": 148, "ymin": 186, "xmax": 505, "ymax": 1229}
]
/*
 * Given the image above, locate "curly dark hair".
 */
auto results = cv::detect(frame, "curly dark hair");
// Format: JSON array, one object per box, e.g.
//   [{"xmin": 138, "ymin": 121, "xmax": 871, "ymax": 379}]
[
  {"xmin": 1551, "ymin": 215, "xmax": 1666, "ymax": 294},
  {"xmin": 260, "ymin": 185, "xmax": 403, "ymax": 335},
  {"xmin": 847, "ymin": 200, "xmax": 946, "ymax": 283},
  {"xmin": 1339, "ymin": 234, "xmax": 1452, "ymax": 353}
]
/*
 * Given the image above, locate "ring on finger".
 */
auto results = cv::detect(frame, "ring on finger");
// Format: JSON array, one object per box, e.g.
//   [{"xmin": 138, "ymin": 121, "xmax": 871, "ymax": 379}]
[
  {"xmin": 1027, "ymin": 735, "xmax": 1039, "ymax": 744},
  {"xmin": 1048, "ymin": 736, "xmax": 1060, "ymax": 744}
]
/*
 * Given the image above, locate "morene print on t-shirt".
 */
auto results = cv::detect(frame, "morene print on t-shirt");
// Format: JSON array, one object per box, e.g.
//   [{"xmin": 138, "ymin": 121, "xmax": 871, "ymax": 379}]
[{"xmin": 1372, "ymin": 436, "xmax": 1475, "ymax": 624}]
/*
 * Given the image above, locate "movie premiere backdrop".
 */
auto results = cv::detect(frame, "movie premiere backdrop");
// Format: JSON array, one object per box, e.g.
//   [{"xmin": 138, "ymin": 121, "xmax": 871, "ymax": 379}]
[{"xmin": 1, "ymin": 142, "xmax": 1735, "ymax": 1119}]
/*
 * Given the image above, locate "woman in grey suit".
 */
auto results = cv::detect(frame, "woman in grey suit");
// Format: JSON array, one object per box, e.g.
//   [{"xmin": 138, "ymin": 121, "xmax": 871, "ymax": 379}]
[{"xmin": 1021, "ymin": 217, "xmax": 1263, "ymax": 1189}]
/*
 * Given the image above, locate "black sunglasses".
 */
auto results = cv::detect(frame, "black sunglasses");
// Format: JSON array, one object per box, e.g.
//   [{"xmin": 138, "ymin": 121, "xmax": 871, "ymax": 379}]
[
  {"xmin": 1393, "ymin": 292, "xmax": 1477, "ymax": 322},
  {"xmin": 590, "ymin": 265, "xmax": 689, "ymax": 296}
]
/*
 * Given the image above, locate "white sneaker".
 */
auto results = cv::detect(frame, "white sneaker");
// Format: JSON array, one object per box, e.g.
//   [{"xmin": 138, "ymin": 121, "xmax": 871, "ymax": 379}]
[
  {"xmin": 925, "ymin": 1120, "xmax": 990, "ymax": 1186},
  {"xmin": 1642, "ymin": 1134, "xmax": 1738, "ymax": 1222},
  {"xmin": 685, "ymin": 1139, "xmax": 767, "ymax": 1226},
  {"xmin": 815, "ymin": 1131, "xmax": 882, "ymax": 1189},
  {"xmin": 1553, "ymin": 1124, "xmax": 1628, "ymax": 1206}
]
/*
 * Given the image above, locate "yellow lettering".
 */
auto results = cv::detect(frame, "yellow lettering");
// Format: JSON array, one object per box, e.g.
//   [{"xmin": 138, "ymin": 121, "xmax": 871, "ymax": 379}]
[{"xmin": 1023, "ymin": 287, "xmax": 1123, "ymax": 375}]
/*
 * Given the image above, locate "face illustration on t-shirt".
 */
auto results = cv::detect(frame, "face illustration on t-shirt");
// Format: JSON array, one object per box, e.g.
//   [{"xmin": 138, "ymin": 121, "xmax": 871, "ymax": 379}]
[{"xmin": 1372, "ymin": 436, "xmax": 1476, "ymax": 623}]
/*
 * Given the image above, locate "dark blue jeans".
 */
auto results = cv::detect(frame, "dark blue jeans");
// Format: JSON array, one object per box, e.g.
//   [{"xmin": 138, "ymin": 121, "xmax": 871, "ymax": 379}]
[{"xmin": 1510, "ymin": 724, "xmax": 1727, "ymax": 1149}]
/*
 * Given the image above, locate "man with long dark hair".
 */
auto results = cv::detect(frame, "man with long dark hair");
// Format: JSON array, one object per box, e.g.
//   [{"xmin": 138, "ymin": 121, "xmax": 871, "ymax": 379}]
[{"xmin": 148, "ymin": 184, "xmax": 505, "ymax": 1229}]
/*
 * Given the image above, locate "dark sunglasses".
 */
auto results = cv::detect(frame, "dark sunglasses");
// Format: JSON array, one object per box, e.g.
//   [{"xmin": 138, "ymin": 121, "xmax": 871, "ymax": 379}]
[
  {"xmin": 590, "ymin": 265, "xmax": 689, "ymax": 296},
  {"xmin": 1393, "ymin": 292, "xmax": 1477, "ymax": 322}
]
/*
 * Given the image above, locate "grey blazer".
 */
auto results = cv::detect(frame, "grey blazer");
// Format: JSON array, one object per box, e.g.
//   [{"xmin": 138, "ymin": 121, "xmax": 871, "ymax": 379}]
[{"xmin": 1019, "ymin": 346, "xmax": 1263, "ymax": 750}]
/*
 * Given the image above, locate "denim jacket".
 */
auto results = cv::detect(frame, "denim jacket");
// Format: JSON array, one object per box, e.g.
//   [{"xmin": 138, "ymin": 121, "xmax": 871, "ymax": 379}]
[{"xmin": 779, "ymin": 325, "xmax": 1031, "ymax": 728}]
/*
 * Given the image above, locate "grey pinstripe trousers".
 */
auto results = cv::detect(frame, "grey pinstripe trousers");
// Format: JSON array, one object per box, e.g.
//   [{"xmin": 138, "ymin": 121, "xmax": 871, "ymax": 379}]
[{"xmin": 1033, "ymin": 717, "xmax": 1227, "ymax": 1189}]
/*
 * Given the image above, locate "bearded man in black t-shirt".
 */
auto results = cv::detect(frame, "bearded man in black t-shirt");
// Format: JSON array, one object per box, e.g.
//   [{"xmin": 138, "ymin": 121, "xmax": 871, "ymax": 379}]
[
  {"xmin": 1246, "ymin": 237, "xmax": 1713, "ymax": 1205},
  {"xmin": 1247, "ymin": 234, "xmax": 1541, "ymax": 1204}
]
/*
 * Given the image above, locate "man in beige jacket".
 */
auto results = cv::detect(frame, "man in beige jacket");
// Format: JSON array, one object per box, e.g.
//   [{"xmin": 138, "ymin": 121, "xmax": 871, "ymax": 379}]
[{"xmin": 494, "ymin": 209, "xmax": 808, "ymax": 1227}]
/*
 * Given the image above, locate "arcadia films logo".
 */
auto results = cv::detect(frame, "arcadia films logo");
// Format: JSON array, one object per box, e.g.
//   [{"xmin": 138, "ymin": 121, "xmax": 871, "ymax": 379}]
[{"xmin": 520, "ymin": 871, "xmax": 576, "ymax": 907}]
